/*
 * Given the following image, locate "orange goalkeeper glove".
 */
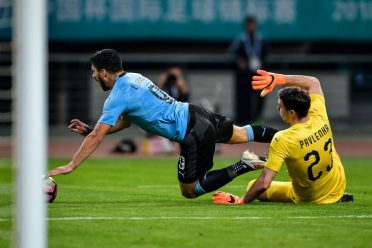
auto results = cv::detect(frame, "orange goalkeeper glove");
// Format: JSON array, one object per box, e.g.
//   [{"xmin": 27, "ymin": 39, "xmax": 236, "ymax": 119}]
[
  {"xmin": 252, "ymin": 69, "xmax": 286, "ymax": 97},
  {"xmin": 213, "ymin": 191, "xmax": 244, "ymax": 205}
]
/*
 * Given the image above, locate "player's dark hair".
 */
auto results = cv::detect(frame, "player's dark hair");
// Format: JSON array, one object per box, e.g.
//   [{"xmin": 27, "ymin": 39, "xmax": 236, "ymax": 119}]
[
  {"xmin": 90, "ymin": 49, "xmax": 123, "ymax": 72},
  {"xmin": 278, "ymin": 87, "xmax": 311, "ymax": 118}
]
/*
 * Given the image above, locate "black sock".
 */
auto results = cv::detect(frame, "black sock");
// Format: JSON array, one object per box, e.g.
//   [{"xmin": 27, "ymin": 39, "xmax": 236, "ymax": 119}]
[
  {"xmin": 251, "ymin": 125, "xmax": 278, "ymax": 143},
  {"xmin": 195, "ymin": 161, "xmax": 254, "ymax": 195},
  {"xmin": 197, "ymin": 169, "xmax": 233, "ymax": 194}
]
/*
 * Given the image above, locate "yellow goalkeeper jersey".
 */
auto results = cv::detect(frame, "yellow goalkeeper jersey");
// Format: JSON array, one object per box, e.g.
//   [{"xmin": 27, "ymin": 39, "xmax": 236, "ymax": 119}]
[{"xmin": 266, "ymin": 94, "xmax": 346, "ymax": 204}]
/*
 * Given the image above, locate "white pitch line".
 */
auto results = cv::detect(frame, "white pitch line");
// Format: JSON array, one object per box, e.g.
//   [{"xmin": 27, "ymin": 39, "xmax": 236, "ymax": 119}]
[
  {"xmin": 1, "ymin": 215, "xmax": 372, "ymax": 222},
  {"xmin": 46, "ymin": 216, "xmax": 268, "ymax": 221},
  {"xmin": 288, "ymin": 215, "xmax": 372, "ymax": 219},
  {"xmin": 47, "ymin": 215, "xmax": 372, "ymax": 220},
  {"xmin": 0, "ymin": 216, "xmax": 266, "ymax": 222}
]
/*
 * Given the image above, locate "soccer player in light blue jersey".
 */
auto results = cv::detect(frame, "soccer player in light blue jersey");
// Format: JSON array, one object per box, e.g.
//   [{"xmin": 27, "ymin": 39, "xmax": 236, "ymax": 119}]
[{"xmin": 48, "ymin": 49, "xmax": 278, "ymax": 199}]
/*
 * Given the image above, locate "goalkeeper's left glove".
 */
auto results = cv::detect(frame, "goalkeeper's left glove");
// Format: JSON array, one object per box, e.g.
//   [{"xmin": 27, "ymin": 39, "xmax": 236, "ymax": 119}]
[
  {"xmin": 213, "ymin": 191, "xmax": 244, "ymax": 205},
  {"xmin": 251, "ymin": 69, "xmax": 286, "ymax": 97}
]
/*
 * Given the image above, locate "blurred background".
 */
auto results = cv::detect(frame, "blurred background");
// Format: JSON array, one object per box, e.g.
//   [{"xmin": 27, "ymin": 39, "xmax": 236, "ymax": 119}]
[{"xmin": 0, "ymin": 0, "xmax": 371, "ymax": 152}]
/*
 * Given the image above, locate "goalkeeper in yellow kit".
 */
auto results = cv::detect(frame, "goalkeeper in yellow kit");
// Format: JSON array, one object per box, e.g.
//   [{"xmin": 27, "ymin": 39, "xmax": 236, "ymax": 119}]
[{"xmin": 213, "ymin": 69, "xmax": 353, "ymax": 204}]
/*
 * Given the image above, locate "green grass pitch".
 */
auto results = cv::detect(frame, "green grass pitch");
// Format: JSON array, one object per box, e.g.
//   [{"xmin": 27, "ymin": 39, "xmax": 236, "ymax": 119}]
[{"xmin": 1, "ymin": 157, "xmax": 372, "ymax": 247}]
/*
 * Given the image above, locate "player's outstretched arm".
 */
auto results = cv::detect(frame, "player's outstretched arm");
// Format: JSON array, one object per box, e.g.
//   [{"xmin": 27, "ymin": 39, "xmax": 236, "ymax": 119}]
[
  {"xmin": 285, "ymin": 75, "xmax": 323, "ymax": 96},
  {"xmin": 241, "ymin": 167, "xmax": 277, "ymax": 204},
  {"xmin": 69, "ymin": 117, "xmax": 131, "ymax": 137},
  {"xmin": 48, "ymin": 123, "xmax": 111, "ymax": 176},
  {"xmin": 251, "ymin": 69, "xmax": 323, "ymax": 96},
  {"xmin": 212, "ymin": 168, "xmax": 277, "ymax": 205}
]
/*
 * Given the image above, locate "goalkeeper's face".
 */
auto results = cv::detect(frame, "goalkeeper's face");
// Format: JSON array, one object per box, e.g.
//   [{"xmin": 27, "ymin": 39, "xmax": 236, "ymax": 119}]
[
  {"xmin": 278, "ymin": 99, "xmax": 291, "ymax": 124},
  {"xmin": 278, "ymin": 99, "xmax": 300, "ymax": 125}
]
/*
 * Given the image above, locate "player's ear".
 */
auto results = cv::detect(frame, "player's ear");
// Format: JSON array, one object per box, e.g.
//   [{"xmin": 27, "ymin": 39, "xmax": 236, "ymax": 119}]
[
  {"xmin": 100, "ymin": 69, "xmax": 107, "ymax": 78},
  {"xmin": 288, "ymin": 110, "xmax": 297, "ymax": 118}
]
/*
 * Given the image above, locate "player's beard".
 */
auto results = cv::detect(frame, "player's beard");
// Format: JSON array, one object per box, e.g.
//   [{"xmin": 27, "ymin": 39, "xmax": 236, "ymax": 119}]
[{"xmin": 95, "ymin": 75, "xmax": 110, "ymax": 91}]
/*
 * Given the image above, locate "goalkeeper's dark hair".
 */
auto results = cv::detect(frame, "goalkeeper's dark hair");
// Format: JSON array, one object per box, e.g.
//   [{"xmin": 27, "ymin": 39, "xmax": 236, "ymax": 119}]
[
  {"xmin": 90, "ymin": 49, "xmax": 123, "ymax": 73},
  {"xmin": 278, "ymin": 87, "xmax": 311, "ymax": 118}
]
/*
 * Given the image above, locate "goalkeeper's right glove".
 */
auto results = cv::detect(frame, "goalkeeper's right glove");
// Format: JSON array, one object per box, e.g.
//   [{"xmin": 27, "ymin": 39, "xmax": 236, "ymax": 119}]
[
  {"xmin": 213, "ymin": 191, "xmax": 244, "ymax": 205},
  {"xmin": 251, "ymin": 69, "xmax": 286, "ymax": 97}
]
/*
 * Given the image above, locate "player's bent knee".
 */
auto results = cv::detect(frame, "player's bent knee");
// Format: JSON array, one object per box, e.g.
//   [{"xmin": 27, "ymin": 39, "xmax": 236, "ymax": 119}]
[
  {"xmin": 181, "ymin": 191, "xmax": 197, "ymax": 199},
  {"xmin": 179, "ymin": 182, "xmax": 198, "ymax": 198},
  {"xmin": 180, "ymin": 188, "xmax": 198, "ymax": 198}
]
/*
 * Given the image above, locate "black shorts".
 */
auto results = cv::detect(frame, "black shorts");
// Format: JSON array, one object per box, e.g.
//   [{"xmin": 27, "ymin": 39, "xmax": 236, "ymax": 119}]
[{"xmin": 177, "ymin": 104, "xmax": 234, "ymax": 183}]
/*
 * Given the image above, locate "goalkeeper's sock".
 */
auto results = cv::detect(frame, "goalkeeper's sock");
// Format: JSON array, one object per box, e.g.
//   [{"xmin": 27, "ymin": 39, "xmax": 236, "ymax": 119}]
[
  {"xmin": 250, "ymin": 124, "xmax": 278, "ymax": 143},
  {"xmin": 194, "ymin": 161, "xmax": 254, "ymax": 196}
]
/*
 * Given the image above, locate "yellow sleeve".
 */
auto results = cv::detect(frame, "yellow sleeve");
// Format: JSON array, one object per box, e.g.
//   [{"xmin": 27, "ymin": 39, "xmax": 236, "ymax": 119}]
[
  {"xmin": 308, "ymin": 94, "xmax": 328, "ymax": 121},
  {"xmin": 265, "ymin": 132, "xmax": 288, "ymax": 172}
]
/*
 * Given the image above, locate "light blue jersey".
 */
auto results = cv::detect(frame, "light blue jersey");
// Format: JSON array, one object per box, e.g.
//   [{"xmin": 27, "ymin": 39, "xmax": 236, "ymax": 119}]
[{"xmin": 98, "ymin": 73, "xmax": 189, "ymax": 142}]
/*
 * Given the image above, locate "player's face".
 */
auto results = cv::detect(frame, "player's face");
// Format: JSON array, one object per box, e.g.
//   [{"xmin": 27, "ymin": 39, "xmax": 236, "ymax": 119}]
[{"xmin": 91, "ymin": 65, "xmax": 110, "ymax": 91}]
